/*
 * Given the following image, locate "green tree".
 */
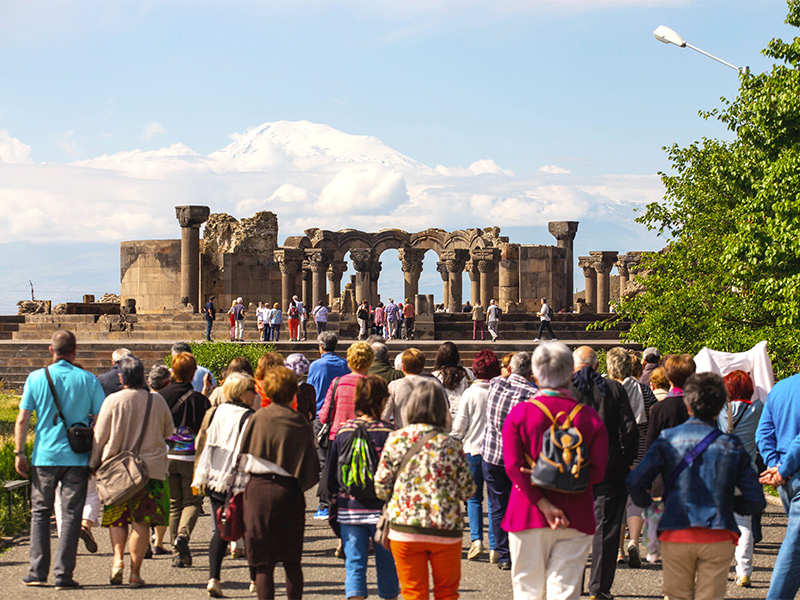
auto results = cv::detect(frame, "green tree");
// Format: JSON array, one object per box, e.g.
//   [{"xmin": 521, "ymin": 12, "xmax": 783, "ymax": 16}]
[{"xmin": 617, "ymin": 0, "xmax": 800, "ymax": 378}]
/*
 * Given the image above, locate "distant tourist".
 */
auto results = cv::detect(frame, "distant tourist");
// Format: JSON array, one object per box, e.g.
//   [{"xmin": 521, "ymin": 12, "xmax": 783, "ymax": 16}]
[
  {"xmin": 385, "ymin": 298, "xmax": 401, "ymax": 339},
  {"xmin": 471, "ymin": 300, "xmax": 485, "ymax": 341},
  {"xmin": 402, "ymin": 298, "xmax": 415, "ymax": 340},
  {"xmin": 268, "ymin": 302, "xmax": 282, "ymax": 341},
  {"xmin": 486, "ymin": 299, "xmax": 501, "ymax": 342},
  {"xmin": 313, "ymin": 301, "xmax": 329, "ymax": 334},
  {"xmin": 256, "ymin": 301, "xmax": 267, "ymax": 342},
  {"xmin": 357, "ymin": 300, "xmax": 370, "ymax": 340},
  {"xmin": 373, "ymin": 302, "xmax": 387, "ymax": 338},
  {"xmin": 287, "ymin": 296, "xmax": 301, "ymax": 341},
  {"xmin": 227, "ymin": 300, "xmax": 236, "ymax": 341},
  {"xmin": 462, "ymin": 300, "xmax": 472, "ymax": 313},
  {"xmin": 203, "ymin": 296, "xmax": 216, "ymax": 341},
  {"xmin": 15, "ymin": 331, "xmax": 105, "ymax": 589},
  {"xmin": 233, "ymin": 297, "xmax": 246, "ymax": 341},
  {"xmin": 534, "ymin": 297, "xmax": 556, "ymax": 342}
]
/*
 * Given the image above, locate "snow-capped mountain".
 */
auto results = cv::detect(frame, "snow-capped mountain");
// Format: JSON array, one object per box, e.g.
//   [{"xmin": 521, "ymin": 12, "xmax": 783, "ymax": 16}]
[{"xmin": 209, "ymin": 120, "xmax": 428, "ymax": 172}]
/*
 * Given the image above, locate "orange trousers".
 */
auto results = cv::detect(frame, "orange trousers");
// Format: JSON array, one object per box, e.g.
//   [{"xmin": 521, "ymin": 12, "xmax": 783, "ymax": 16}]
[{"xmin": 389, "ymin": 539, "xmax": 461, "ymax": 600}]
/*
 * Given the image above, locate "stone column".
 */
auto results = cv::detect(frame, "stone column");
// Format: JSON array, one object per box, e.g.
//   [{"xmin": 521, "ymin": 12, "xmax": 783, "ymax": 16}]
[
  {"xmin": 578, "ymin": 257, "xmax": 597, "ymax": 311},
  {"xmin": 498, "ymin": 243, "xmax": 520, "ymax": 311},
  {"xmin": 175, "ymin": 205, "xmax": 210, "ymax": 310},
  {"xmin": 274, "ymin": 248, "xmax": 304, "ymax": 311},
  {"xmin": 615, "ymin": 257, "xmax": 629, "ymax": 300},
  {"xmin": 548, "ymin": 221, "xmax": 579, "ymax": 310},
  {"xmin": 305, "ymin": 249, "xmax": 333, "ymax": 309},
  {"xmin": 301, "ymin": 268, "xmax": 312, "ymax": 310},
  {"xmin": 327, "ymin": 260, "xmax": 348, "ymax": 308},
  {"xmin": 443, "ymin": 249, "xmax": 469, "ymax": 313},
  {"xmin": 399, "ymin": 248, "xmax": 425, "ymax": 303},
  {"xmin": 465, "ymin": 260, "xmax": 480, "ymax": 307},
  {"xmin": 436, "ymin": 261, "xmax": 450, "ymax": 309},
  {"xmin": 474, "ymin": 248, "xmax": 500, "ymax": 306},
  {"xmin": 590, "ymin": 251, "xmax": 618, "ymax": 313},
  {"xmin": 369, "ymin": 261, "xmax": 382, "ymax": 305},
  {"xmin": 350, "ymin": 249, "xmax": 374, "ymax": 307}
]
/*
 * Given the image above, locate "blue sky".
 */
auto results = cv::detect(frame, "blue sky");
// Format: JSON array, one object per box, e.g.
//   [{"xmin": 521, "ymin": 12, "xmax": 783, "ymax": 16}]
[{"xmin": 0, "ymin": 0, "xmax": 793, "ymax": 313}]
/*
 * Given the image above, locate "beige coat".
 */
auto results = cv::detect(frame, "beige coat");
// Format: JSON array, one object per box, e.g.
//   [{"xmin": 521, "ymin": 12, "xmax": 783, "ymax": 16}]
[{"xmin": 90, "ymin": 388, "xmax": 175, "ymax": 480}]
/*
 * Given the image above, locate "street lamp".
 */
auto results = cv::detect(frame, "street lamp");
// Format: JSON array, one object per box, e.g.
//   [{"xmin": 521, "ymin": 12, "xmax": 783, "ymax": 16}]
[{"xmin": 653, "ymin": 25, "xmax": 749, "ymax": 77}]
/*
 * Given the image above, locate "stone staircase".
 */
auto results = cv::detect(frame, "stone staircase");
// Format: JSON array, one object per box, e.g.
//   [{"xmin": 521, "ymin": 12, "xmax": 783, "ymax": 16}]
[{"xmin": 0, "ymin": 311, "xmax": 637, "ymax": 393}]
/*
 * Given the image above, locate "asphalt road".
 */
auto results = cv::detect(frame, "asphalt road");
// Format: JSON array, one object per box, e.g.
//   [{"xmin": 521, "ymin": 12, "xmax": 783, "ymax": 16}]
[{"xmin": 0, "ymin": 491, "xmax": 787, "ymax": 599}]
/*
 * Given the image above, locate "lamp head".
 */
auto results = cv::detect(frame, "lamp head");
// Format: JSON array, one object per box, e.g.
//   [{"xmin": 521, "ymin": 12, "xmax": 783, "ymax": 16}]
[{"xmin": 654, "ymin": 25, "xmax": 686, "ymax": 48}]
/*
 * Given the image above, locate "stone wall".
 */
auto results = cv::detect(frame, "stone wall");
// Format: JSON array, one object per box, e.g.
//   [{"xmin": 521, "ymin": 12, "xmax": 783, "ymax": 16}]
[
  {"xmin": 518, "ymin": 245, "xmax": 567, "ymax": 312},
  {"xmin": 121, "ymin": 240, "xmax": 182, "ymax": 312}
]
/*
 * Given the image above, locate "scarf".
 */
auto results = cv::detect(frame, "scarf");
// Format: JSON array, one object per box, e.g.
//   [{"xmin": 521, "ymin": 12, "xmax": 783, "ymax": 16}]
[{"xmin": 192, "ymin": 403, "xmax": 252, "ymax": 495}]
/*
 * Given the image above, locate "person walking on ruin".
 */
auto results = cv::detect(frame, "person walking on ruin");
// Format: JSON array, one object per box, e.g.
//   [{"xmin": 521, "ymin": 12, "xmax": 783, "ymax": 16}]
[
  {"xmin": 14, "ymin": 330, "xmax": 105, "ymax": 589},
  {"xmin": 486, "ymin": 299, "xmax": 501, "ymax": 343},
  {"xmin": 472, "ymin": 300, "xmax": 485, "ymax": 340},
  {"xmin": 203, "ymin": 296, "xmax": 216, "ymax": 341},
  {"xmin": 534, "ymin": 297, "xmax": 556, "ymax": 342},
  {"xmin": 385, "ymin": 298, "xmax": 401, "ymax": 340},
  {"xmin": 357, "ymin": 300, "xmax": 370, "ymax": 340},
  {"xmin": 402, "ymin": 298, "xmax": 415, "ymax": 340},
  {"xmin": 374, "ymin": 302, "xmax": 387, "ymax": 339},
  {"xmin": 313, "ymin": 301, "xmax": 329, "ymax": 334},
  {"xmin": 233, "ymin": 297, "xmax": 246, "ymax": 342}
]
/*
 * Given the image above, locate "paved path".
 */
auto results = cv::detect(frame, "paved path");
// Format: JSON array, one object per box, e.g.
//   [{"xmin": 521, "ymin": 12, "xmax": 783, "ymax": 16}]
[{"xmin": 0, "ymin": 492, "xmax": 786, "ymax": 599}]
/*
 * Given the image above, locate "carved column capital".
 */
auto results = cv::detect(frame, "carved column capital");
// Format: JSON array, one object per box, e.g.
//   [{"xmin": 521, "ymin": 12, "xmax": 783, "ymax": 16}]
[
  {"xmin": 615, "ymin": 259, "xmax": 629, "ymax": 278},
  {"xmin": 369, "ymin": 261, "xmax": 382, "ymax": 282},
  {"xmin": 465, "ymin": 260, "xmax": 480, "ymax": 282},
  {"xmin": 350, "ymin": 248, "xmax": 374, "ymax": 272},
  {"xmin": 578, "ymin": 256, "xmax": 596, "ymax": 278},
  {"xmin": 623, "ymin": 251, "xmax": 645, "ymax": 274},
  {"xmin": 436, "ymin": 261, "xmax": 449, "ymax": 282},
  {"xmin": 175, "ymin": 205, "xmax": 210, "ymax": 229},
  {"xmin": 589, "ymin": 251, "xmax": 618, "ymax": 275},
  {"xmin": 548, "ymin": 221, "xmax": 579, "ymax": 243},
  {"xmin": 327, "ymin": 260, "xmax": 348, "ymax": 282},
  {"xmin": 398, "ymin": 248, "xmax": 425, "ymax": 275},
  {"xmin": 442, "ymin": 249, "xmax": 469, "ymax": 273},
  {"xmin": 274, "ymin": 248, "xmax": 304, "ymax": 275},
  {"xmin": 473, "ymin": 248, "xmax": 500, "ymax": 273},
  {"xmin": 305, "ymin": 249, "xmax": 334, "ymax": 273}
]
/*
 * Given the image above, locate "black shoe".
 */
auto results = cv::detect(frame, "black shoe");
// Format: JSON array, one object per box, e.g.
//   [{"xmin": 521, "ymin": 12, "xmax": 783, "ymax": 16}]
[
  {"xmin": 55, "ymin": 578, "xmax": 81, "ymax": 590},
  {"xmin": 80, "ymin": 526, "xmax": 98, "ymax": 553},
  {"xmin": 144, "ymin": 545, "xmax": 153, "ymax": 559},
  {"xmin": 23, "ymin": 575, "xmax": 46, "ymax": 586},
  {"xmin": 498, "ymin": 562, "xmax": 512, "ymax": 571},
  {"xmin": 172, "ymin": 554, "xmax": 186, "ymax": 568},
  {"xmin": 153, "ymin": 545, "xmax": 169, "ymax": 556},
  {"xmin": 173, "ymin": 535, "xmax": 192, "ymax": 567},
  {"xmin": 627, "ymin": 544, "xmax": 641, "ymax": 569},
  {"xmin": 589, "ymin": 593, "xmax": 614, "ymax": 600}
]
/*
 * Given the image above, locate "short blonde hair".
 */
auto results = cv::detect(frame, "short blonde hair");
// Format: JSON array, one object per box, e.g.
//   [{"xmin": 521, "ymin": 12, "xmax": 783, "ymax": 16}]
[
  {"xmin": 401, "ymin": 348, "xmax": 425, "ymax": 375},
  {"xmin": 346, "ymin": 342, "xmax": 375, "ymax": 371},
  {"xmin": 222, "ymin": 372, "xmax": 256, "ymax": 403}
]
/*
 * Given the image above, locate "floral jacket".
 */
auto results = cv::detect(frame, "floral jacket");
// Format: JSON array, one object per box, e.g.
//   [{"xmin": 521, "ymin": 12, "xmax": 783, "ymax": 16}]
[{"xmin": 374, "ymin": 423, "xmax": 475, "ymax": 537}]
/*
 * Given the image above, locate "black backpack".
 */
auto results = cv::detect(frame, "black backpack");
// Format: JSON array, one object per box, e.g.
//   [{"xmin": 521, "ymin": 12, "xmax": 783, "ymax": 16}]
[
  {"xmin": 337, "ymin": 422, "xmax": 379, "ymax": 499},
  {"xmin": 526, "ymin": 398, "xmax": 589, "ymax": 493}
]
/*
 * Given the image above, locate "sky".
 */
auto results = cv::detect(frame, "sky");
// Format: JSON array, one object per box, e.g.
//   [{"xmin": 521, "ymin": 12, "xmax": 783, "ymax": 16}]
[{"xmin": 0, "ymin": 0, "xmax": 794, "ymax": 314}]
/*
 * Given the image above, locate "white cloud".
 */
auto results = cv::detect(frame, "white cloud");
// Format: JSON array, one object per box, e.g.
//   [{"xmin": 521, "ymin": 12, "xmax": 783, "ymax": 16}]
[
  {"xmin": 436, "ymin": 159, "xmax": 514, "ymax": 177},
  {"xmin": 143, "ymin": 121, "xmax": 166, "ymax": 140},
  {"xmin": 59, "ymin": 130, "xmax": 79, "ymax": 156},
  {"xmin": 538, "ymin": 165, "xmax": 572, "ymax": 175},
  {"xmin": 0, "ymin": 130, "xmax": 32, "ymax": 163},
  {"xmin": 317, "ymin": 165, "xmax": 408, "ymax": 216}
]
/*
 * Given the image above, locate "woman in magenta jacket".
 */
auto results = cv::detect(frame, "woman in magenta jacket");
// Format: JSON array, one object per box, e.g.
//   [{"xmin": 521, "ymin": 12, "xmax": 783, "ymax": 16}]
[{"xmin": 502, "ymin": 342, "xmax": 609, "ymax": 600}]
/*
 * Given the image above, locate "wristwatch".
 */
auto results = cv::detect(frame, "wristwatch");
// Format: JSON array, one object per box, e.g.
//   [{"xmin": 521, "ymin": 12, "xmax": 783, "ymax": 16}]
[{"xmin": 14, "ymin": 450, "xmax": 25, "ymax": 456}]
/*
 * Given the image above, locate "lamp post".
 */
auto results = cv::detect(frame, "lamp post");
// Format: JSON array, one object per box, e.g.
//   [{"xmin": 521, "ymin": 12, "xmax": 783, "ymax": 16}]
[{"xmin": 653, "ymin": 25, "xmax": 749, "ymax": 77}]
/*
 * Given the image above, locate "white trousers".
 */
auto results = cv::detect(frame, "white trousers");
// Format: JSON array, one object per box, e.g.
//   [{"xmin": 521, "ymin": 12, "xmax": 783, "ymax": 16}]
[
  {"xmin": 55, "ymin": 475, "xmax": 101, "ymax": 534},
  {"xmin": 734, "ymin": 512, "xmax": 754, "ymax": 578},
  {"xmin": 235, "ymin": 319, "xmax": 244, "ymax": 340},
  {"xmin": 509, "ymin": 527, "xmax": 592, "ymax": 600},
  {"xmin": 487, "ymin": 320, "xmax": 499, "ymax": 341}
]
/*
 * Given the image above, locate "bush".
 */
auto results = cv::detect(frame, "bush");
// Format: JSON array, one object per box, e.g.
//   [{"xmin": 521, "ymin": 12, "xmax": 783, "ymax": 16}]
[{"xmin": 164, "ymin": 341, "xmax": 279, "ymax": 380}]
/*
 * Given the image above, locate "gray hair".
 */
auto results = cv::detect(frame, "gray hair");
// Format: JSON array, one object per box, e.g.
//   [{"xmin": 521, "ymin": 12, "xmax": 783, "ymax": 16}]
[
  {"xmin": 532, "ymin": 343, "xmax": 574, "ymax": 389},
  {"xmin": 509, "ymin": 352, "xmax": 532, "ymax": 377},
  {"xmin": 606, "ymin": 347, "xmax": 632, "ymax": 381},
  {"xmin": 111, "ymin": 348, "xmax": 131, "ymax": 364},
  {"xmin": 148, "ymin": 364, "xmax": 172, "ymax": 391},
  {"xmin": 118, "ymin": 355, "xmax": 146, "ymax": 389},
  {"xmin": 318, "ymin": 331, "xmax": 339, "ymax": 353},
  {"xmin": 403, "ymin": 380, "xmax": 449, "ymax": 428},
  {"xmin": 371, "ymin": 342, "xmax": 389, "ymax": 362},
  {"xmin": 171, "ymin": 341, "xmax": 191, "ymax": 356},
  {"xmin": 573, "ymin": 346, "xmax": 599, "ymax": 370}
]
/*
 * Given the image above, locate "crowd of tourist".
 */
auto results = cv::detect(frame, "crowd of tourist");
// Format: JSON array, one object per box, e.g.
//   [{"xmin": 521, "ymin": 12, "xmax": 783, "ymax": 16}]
[{"xmin": 14, "ymin": 327, "xmax": 800, "ymax": 600}]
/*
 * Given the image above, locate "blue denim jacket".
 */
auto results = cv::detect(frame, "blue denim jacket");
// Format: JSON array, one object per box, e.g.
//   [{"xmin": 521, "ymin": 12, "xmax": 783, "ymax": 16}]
[{"xmin": 627, "ymin": 417, "xmax": 766, "ymax": 534}]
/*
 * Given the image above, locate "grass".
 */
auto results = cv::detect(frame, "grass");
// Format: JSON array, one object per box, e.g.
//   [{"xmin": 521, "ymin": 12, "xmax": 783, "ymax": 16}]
[{"xmin": 0, "ymin": 386, "xmax": 34, "ymax": 538}]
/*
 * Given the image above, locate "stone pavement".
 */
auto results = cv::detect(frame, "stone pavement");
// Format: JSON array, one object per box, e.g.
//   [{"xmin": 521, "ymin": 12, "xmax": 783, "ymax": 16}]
[{"xmin": 0, "ymin": 491, "xmax": 786, "ymax": 599}]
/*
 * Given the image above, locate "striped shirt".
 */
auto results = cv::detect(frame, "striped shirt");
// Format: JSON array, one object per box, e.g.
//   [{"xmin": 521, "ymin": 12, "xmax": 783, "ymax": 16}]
[
  {"xmin": 318, "ymin": 372, "xmax": 365, "ymax": 440},
  {"xmin": 481, "ymin": 374, "xmax": 537, "ymax": 466}
]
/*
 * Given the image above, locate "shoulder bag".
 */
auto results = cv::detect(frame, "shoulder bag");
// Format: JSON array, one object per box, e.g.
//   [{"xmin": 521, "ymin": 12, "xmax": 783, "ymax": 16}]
[
  {"xmin": 96, "ymin": 393, "xmax": 153, "ymax": 506},
  {"xmin": 216, "ymin": 410, "xmax": 253, "ymax": 542},
  {"xmin": 662, "ymin": 428, "xmax": 722, "ymax": 501},
  {"xmin": 44, "ymin": 366, "xmax": 94, "ymax": 454},
  {"xmin": 374, "ymin": 429, "xmax": 440, "ymax": 549},
  {"xmin": 316, "ymin": 377, "xmax": 341, "ymax": 450}
]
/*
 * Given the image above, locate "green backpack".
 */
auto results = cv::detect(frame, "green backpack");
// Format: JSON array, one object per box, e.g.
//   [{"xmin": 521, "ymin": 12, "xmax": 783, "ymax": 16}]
[{"xmin": 337, "ymin": 423, "xmax": 378, "ymax": 500}]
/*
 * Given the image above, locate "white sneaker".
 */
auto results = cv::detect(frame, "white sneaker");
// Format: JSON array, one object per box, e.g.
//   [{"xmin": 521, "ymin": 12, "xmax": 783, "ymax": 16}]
[
  {"xmin": 534, "ymin": 338, "xmax": 540, "ymax": 342},
  {"xmin": 207, "ymin": 579, "xmax": 222, "ymax": 598},
  {"xmin": 467, "ymin": 539, "xmax": 483, "ymax": 560},
  {"xmin": 551, "ymin": 338, "xmax": 557, "ymax": 341}
]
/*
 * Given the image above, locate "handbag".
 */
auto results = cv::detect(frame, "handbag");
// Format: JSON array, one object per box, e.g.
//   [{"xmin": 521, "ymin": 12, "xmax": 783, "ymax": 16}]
[
  {"xmin": 96, "ymin": 393, "xmax": 153, "ymax": 506},
  {"xmin": 662, "ymin": 428, "xmax": 722, "ymax": 501},
  {"xmin": 316, "ymin": 377, "xmax": 341, "ymax": 450},
  {"xmin": 44, "ymin": 366, "xmax": 93, "ymax": 454},
  {"xmin": 374, "ymin": 429, "xmax": 439, "ymax": 550},
  {"xmin": 217, "ymin": 489, "xmax": 245, "ymax": 542}
]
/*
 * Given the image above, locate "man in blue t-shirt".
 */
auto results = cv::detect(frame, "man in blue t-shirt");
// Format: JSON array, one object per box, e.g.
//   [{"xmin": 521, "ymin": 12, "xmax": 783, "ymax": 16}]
[{"xmin": 14, "ymin": 331, "xmax": 105, "ymax": 589}]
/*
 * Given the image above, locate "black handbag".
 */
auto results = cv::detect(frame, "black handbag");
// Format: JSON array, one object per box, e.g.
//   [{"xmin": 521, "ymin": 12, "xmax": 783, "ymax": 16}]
[
  {"xmin": 316, "ymin": 377, "xmax": 341, "ymax": 450},
  {"xmin": 44, "ymin": 366, "xmax": 93, "ymax": 454}
]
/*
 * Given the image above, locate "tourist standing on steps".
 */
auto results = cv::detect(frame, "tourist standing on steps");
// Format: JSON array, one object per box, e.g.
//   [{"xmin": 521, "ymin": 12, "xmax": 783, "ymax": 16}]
[
  {"xmin": 158, "ymin": 352, "xmax": 211, "ymax": 569},
  {"xmin": 203, "ymin": 296, "xmax": 216, "ymax": 341},
  {"xmin": 269, "ymin": 302, "xmax": 282, "ymax": 341},
  {"xmin": 288, "ymin": 297, "xmax": 301, "ymax": 341},
  {"xmin": 402, "ymin": 298, "xmax": 415, "ymax": 340},
  {"xmin": 91, "ymin": 355, "xmax": 174, "ymax": 589},
  {"xmin": 257, "ymin": 301, "xmax": 267, "ymax": 342},
  {"xmin": 534, "ymin": 297, "xmax": 556, "ymax": 342},
  {"xmin": 486, "ymin": 299, "xmax": 501, "ymax": 343},
  {"xmin": 15, "ymin": 330, "xmax": 105, "ymax": 590},
  {"xmin": 385, "ymin": 298, "xmax": 401, "ymax": 340},
  {"xmin": 472, "ymin": 300, "xmax": 485, "ymax": 340},
  {"xmin": 233, "ymin": 297, "xmax": 246, "ymax": 342},
  {"xmin": 373, "ymin": 302, "xmax": 387, "ymax": 339},
  {"xmin": 227, "ymin": 300, "xmax": 236, "ymax": 341},
  {"xmin": 357, "ymin": 300, "xmax": 370, "ymax": 340},
  {"xmin": 313, "ymin": 301, "xmax": 329, "ymax": 334},
  {"xmin": 482, "ymin": 351, "xmax": 537, "ymax": 571}
]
